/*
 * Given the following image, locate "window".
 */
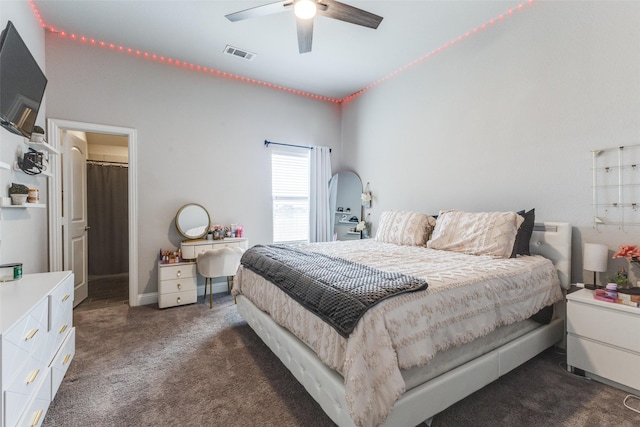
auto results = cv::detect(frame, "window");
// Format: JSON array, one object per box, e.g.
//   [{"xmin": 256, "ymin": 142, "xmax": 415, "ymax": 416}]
[{"xmin": 272, "ymin": 149, "xmax": 310, "ymax": 243}]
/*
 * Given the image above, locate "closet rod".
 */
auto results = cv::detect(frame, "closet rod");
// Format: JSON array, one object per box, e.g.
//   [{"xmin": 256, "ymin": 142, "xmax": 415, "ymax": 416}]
[
  {"xmin": 86, "ymin": 160, "xmax": 128, "ymax": 167},
  {"xmin": 263, "ymin": 140, "xmax": 331, "ymax": 152}
]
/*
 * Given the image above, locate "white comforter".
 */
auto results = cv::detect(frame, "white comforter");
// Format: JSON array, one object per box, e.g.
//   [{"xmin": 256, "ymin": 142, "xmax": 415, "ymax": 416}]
[{"xmin": 234, "ymin": 239, "xmax": 563, "ymax": 427}]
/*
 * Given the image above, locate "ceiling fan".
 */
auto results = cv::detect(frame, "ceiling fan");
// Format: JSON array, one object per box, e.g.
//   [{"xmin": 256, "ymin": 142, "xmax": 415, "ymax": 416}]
[{"xmin": 225, "ymin": 0, "xmax": 383, "ymax": 54}]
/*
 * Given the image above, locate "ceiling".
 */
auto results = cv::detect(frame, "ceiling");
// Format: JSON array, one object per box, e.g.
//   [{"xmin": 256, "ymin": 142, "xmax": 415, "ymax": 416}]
[{"xmin": 34, "ymin": 1, "xmax": 526, "ymax": 100}]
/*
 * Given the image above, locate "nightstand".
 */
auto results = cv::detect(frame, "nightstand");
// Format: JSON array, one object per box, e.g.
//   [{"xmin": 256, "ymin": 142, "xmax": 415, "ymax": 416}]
[
  {"xmin": 555, "ymin": 285, "xmax": 581, "ymax": 350},
  {"xmin": 566, "ymin": 288, "xmax": 640, "ymax": 394}
]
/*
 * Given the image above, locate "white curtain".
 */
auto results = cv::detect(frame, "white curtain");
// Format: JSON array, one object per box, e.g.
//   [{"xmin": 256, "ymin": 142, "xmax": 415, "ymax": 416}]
[{"xmin": 309, "ymin": 146, "xmax": 332, "ymax": 242}]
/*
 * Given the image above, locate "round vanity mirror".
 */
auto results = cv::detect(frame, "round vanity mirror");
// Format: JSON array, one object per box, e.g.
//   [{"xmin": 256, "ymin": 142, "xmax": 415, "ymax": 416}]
[{"xmin": 175, "ymin": 203, "xmax": 210, "ymax": 240}]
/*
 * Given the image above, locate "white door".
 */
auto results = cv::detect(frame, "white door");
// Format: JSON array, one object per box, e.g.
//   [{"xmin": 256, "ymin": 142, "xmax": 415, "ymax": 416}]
[{"xmin": 63, "ymin": 131, "xmax": 89, "ymax": 307}]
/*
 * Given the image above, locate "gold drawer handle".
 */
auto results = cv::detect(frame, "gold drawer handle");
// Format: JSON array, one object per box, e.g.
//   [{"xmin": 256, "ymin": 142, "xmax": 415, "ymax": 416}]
[
  {"xmin": 177, "ymin": 283, "xmax": 182, "ymax": 290},
  {"xmin": 62, "ymin": 294, "xmax": 70, "ymax": 302},
  {"xmin": 59, "ymin": 324, "xmax": 68, "ymax": 334},
  {"xmin": 26, "ymin": 369, "xmax": 40, "ymax": 385},
  {"xmin": 177, "ymin": 297, "xmax": 181, "ymax": 304},
  {"xmin": 31, "ymin": 409, "xmax": 43, "ymax": 427},
  {"xmin": 63, "ymin": 354, "xmax": 71, "ymax": 365},
  {"xmin": 176, "ymin": 270, "xmax": 181, "ymax": 278},
  {"xmin": 25, "ymin": 329, "xmax": 39, "ymax": 341}
]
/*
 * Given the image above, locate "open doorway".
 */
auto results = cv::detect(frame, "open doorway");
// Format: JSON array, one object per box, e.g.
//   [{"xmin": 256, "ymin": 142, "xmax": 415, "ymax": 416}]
[
  {"xmin": 47, "ymin": 119, "xmax": 139, "ymax": 307},
  {"xmin": 80, "ymin": 132, "xmax": 129, "ymax": 311}
]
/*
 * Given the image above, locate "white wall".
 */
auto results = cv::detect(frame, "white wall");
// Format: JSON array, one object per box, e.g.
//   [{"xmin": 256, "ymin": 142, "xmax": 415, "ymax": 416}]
[
  {"xmin": 341, "ymin": 2, "xmax": 640, "ymax": 285},
  {"xmin": 0, "ymin": 1, "xmax": 49, "ymax": 273},
  {"xmin": 44, "ymin": 35, "xmax": 342, "ymax": 295},
  {"xmin": 7, "ymin": 1, "xmax": 639, "ymax": 296}
]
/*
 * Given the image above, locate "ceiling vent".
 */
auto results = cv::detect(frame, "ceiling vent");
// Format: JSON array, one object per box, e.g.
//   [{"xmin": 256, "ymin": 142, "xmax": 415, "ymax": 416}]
[{"xmin": 224, "ymin": 45, "xmax": 256, "ymax": 61}]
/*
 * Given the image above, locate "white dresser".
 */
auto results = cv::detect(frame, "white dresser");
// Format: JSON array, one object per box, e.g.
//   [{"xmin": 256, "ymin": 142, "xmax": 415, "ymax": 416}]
[
  {"xmin": 1, "ymin": 271, "xmax": 75, "ymax": 427},
  {"xmin": 567, "ymin": 288, "xmax": 640, "ymax": 393},
  {"xmin": 157, "ymin": 261, "xmax": 198, "ymax": 309},
  {"xmin": 180, "ymin": 237, "xmax": 249, "ymax": 260}
]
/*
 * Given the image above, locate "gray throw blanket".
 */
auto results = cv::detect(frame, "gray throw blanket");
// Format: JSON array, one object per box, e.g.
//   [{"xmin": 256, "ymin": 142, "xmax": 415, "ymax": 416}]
[{"xmin": 240, "ymin": 244, "xmax": 428, "ymax": 337}]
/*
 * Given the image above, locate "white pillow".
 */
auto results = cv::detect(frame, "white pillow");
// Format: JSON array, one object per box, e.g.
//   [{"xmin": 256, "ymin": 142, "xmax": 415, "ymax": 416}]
[
  {"xmin": 427, "ymin": 210, "xmax": 524, "ymax": 258},
  {"xmin": 374, "ymin": 211, "xmax": 436, "ymax": 246}
]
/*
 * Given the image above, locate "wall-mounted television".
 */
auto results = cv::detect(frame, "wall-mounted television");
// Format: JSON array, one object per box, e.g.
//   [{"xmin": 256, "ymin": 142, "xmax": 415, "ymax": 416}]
[{"xmin": 0, "ymin": 21, "xmax": 47, "ymax": 139}]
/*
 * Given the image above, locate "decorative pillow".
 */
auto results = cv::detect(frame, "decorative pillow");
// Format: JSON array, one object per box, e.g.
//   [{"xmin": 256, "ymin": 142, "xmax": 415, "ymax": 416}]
[
  {"xmin": 427, "ymin": 210, "xmax": 524, "ymax": 258},
  {"xmin": 374, "ymin": 211, "xmax": 437, "ymax": 246},
  {"xmin": 511, "ymin": 209, "xmax": 535, "ymax": 257}
]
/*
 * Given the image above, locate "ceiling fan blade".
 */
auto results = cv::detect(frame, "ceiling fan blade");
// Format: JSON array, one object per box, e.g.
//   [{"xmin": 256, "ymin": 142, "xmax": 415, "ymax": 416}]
[
  {"xmin": 225, "ymin": 1, "xmax": 293, "ymax": 22},
  {"xmin": 317, "ymin": 0, "xmax": 383, "ymax": 29},
  {"xmin": 296, "ymin": 17, "xmax": 313, "ymax": 53}
]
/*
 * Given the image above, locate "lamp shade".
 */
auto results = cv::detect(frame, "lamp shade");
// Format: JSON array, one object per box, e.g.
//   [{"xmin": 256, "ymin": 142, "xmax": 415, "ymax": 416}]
[{"xmin": 584, "ymin": 243, "xmax": 608, "ymax": 272}]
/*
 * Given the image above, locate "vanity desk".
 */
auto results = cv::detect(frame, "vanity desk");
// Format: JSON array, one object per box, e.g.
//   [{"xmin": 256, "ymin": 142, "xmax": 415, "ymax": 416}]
[
  {"xmin": 158, "ymin": 238, "xmax": 250, "ymax": 309},
  {"xmin": 162, "ymin": 203, "xmax": 249, "ymax": 309}
]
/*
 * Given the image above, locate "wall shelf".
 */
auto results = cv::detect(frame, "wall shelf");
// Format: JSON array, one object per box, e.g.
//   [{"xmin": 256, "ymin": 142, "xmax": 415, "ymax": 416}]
[
  {"xmin": 592, "ymin": 144, "xmax": 640, "ymax": 227},
  {"xmin": 0, "ymin": 198, "xmax": 45, "ymax": 208},
  {"xmin": 13, "ymin": 161, "xmax": 52, "ymax": 177},
  {"xmin": 24, "ymin": 139, "xmax": 60, "ymax": 155}
]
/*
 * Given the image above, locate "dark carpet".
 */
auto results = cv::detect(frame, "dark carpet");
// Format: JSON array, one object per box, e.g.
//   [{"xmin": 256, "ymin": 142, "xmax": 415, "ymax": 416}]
[
  {"xmin": 74, "ymin": 274, "xmax": 129, "ymax": 312},
  {"xmin": 43, "ymin": 295, "xmax": 640, "ymax": 426}
]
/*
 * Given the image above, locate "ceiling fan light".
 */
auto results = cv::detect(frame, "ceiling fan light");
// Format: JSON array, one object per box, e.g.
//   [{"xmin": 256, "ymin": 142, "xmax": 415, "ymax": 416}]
[{"xmin": 294, "ymin": 0, "xmax": 316, "ymax": 20}]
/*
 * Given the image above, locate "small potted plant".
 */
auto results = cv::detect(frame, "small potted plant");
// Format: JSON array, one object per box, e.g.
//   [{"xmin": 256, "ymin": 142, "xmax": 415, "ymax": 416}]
[
  {"xmin": 608, "ymin": 267, "xmax": 629, "ymax": 289},
  {"xmin": 8, "ymin": 183, "xmax": 29, "ymax": 205}
]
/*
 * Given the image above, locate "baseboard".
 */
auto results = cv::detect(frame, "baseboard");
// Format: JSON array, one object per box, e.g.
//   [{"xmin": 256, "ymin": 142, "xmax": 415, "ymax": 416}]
[{"xmin": 137, "ymin": 292, "xmax": 158, "ymax": 306}]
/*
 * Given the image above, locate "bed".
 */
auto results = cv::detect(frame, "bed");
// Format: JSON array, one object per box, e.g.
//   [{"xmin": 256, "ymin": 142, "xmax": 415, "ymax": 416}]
[{"xmin": 233, "ymin": 210, "xmax": 571, "ymax": 427}]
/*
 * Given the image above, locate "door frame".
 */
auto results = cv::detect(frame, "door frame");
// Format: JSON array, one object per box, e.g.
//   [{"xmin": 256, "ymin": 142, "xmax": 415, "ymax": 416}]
[{"xmin": 47, "ymin": 119, "xmax": 139, "ymax": 306}]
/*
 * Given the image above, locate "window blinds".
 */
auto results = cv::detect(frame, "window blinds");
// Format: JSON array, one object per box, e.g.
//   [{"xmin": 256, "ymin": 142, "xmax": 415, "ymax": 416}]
[{"xmin": 272, "ymin": 150, "xmax": 310, "ymax": 243}]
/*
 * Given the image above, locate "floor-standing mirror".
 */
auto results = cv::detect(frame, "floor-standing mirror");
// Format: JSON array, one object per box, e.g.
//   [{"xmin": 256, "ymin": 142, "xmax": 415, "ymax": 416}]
[{"xmin": 329, "ymin": 171, "xmax": 362, "ymax": 240}]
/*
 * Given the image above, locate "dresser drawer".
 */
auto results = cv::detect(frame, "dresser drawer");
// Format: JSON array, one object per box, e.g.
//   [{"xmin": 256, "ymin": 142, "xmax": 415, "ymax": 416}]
[
  {"xmin": 159, "ymin": 263, "xmax": 196, "ymax": 281},
  {"xmin": 45, "ymin": 308, "xmax": 73, "ymax": 365},
  {"xmin": 567, "ymin": 335, "xmax": 640, "ymax": 392},
  {"xmin": 47, "ymin": 275, "xmax": 74, "ymax": 358},
  {"xmin": 192, "ymin": 244, "xmax": 213, "ymax": 258},
  {"xmin": 49, "ymin": 275, "xmax": 74, "ymax": 330},
  {"xmin": 4, "ymin": 355, "xmax": 49, "ymax": 427},
  {"xmin": 51, "ymin": 327, "xmax": 75, "ymax": 398},
  {"xmin": 567, "ymin": 300, "xmax": 640, "ymax": 353},
  {"xmin": 159, "ymin": 276, "xmax": 197, "ymax": 294},
  {"xmin": 15, "ymin": 368, "xmax": 52, "ymax": 427},
  {"xmin": 222, "ymin": 242, "xmax": 243, "ymax": 249},
  {"xmin": 2, "ymin": 298, "xmax": 49, "ymax": 387},
  {"xmin": 158, "ymin": 290, "xmax": 197, "ymax": 309}
]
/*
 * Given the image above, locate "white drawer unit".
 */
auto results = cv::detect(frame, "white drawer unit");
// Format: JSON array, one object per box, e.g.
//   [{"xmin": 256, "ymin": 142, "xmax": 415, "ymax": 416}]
[
  {"xmin": 1, "ymin": 271, "xmax": 75, "ymax": 427},
  {"xmin": 157, "ymin": 262, "xmax": 197, "ymax": 309},
  {"xmin": 180, "ymin": 237, "xmax": 249, "ymax": 260},
  {"xmin": 50, "ymin": 329, "xmax": 75, "ymax": 399},
  {"xmin": 567, "ymin": 288, "xmax": 640, "ymax": 393}
]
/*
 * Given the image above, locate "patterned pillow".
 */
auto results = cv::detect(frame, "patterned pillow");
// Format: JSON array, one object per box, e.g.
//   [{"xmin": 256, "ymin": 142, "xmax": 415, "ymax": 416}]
[
  {"xmin": 374, "ymin": 211, "xmax": 437, "ymax": 246},
  {"xmin": 427, "ymin": 210, "xmax": 525, "ymax": 258}
]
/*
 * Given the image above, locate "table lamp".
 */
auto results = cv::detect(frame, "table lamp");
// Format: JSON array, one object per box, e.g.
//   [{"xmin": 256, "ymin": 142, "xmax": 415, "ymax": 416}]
[{"xmin": 583, "ymin": 243, "xmax": 608, "ymax": 289}]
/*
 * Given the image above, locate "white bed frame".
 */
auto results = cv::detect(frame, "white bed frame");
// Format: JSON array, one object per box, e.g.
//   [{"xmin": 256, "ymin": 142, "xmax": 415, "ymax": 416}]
[{"xmin": 236, "ymin": 222, "xmax": 572, "ymax": 427}]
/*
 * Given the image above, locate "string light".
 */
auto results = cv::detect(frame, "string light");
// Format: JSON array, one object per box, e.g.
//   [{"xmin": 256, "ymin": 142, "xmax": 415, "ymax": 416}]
[{"xmin": 28, "ymin": 0, "xmax": 535, "ymax": 104}]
